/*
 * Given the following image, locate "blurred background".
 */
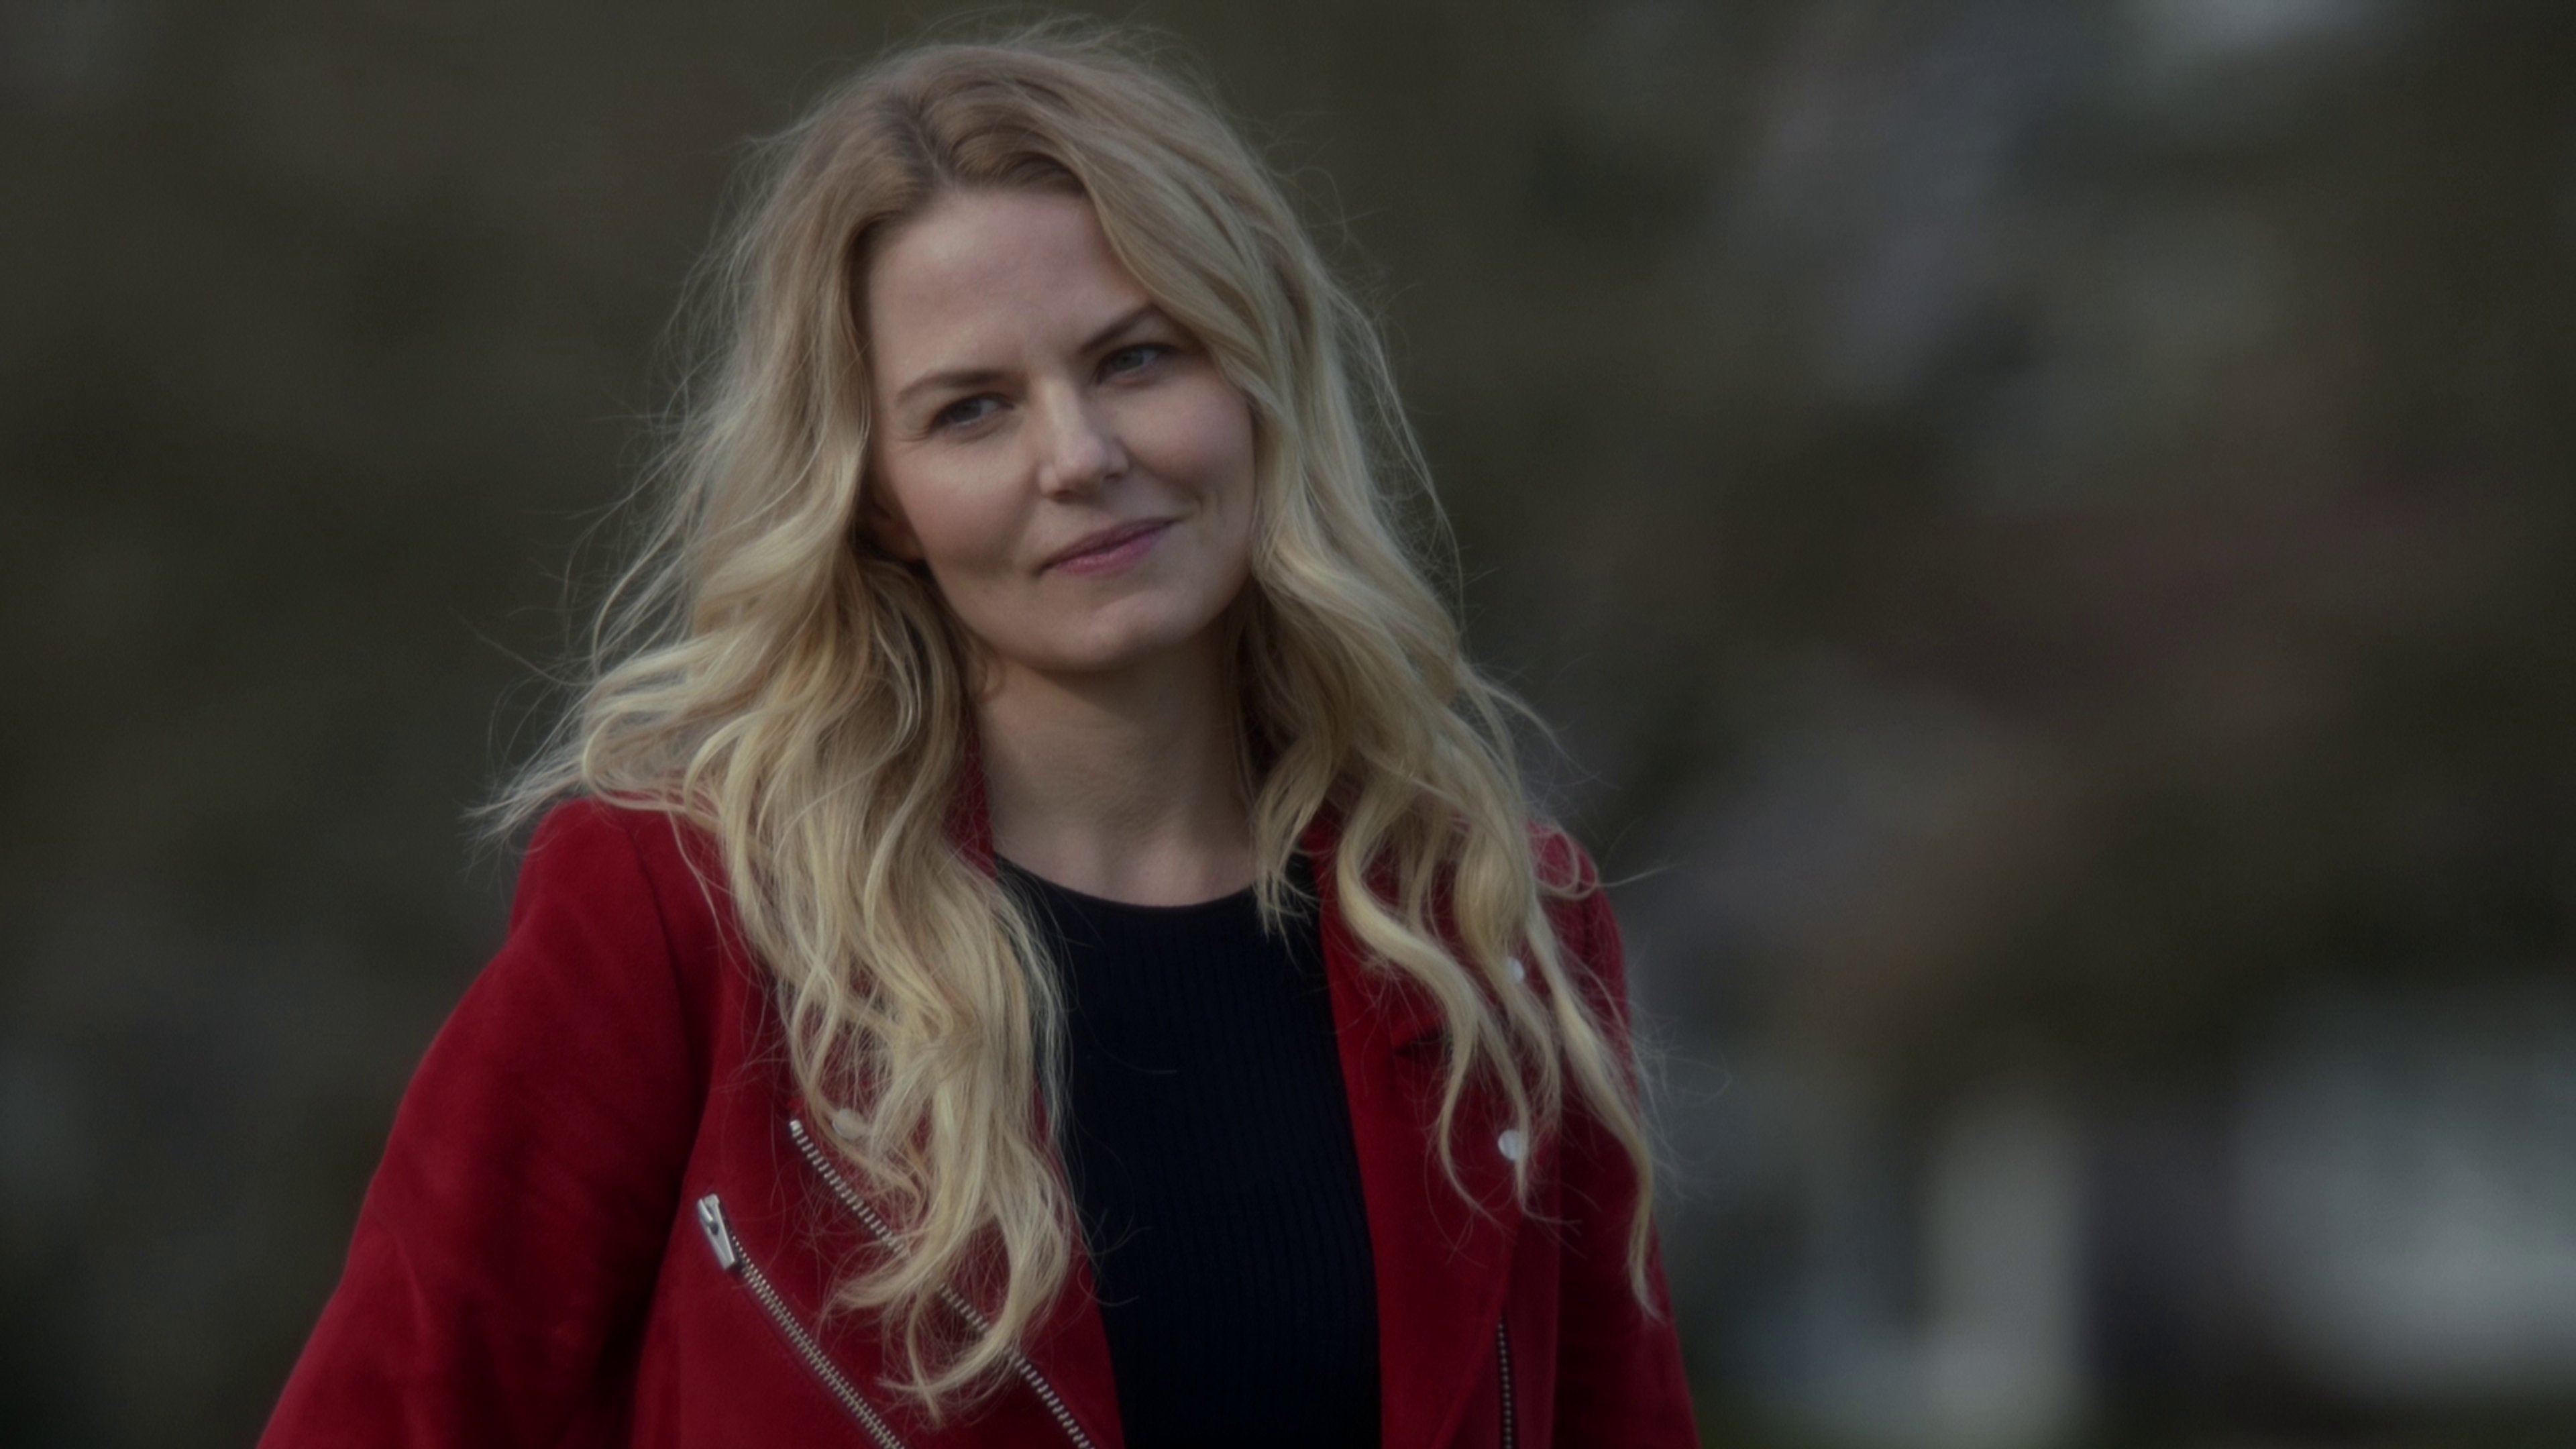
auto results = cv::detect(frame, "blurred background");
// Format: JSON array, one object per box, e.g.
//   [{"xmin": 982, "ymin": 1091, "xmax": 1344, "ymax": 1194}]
[{"xmin": 6, "ymin": 0, "xmax": 2573, "ymax": 1444}]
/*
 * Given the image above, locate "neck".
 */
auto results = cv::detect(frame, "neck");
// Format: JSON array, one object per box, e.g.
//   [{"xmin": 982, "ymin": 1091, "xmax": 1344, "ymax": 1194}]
[{"xmin": 971, "ymin": 629, "xmax": 1255, "ymax": 906}]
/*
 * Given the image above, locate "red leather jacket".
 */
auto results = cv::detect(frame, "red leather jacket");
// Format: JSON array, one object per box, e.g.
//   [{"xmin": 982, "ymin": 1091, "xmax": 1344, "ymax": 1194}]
[{"xmin": 260, "ymin": 791, "xmax": 1699, "ymax": 1447}]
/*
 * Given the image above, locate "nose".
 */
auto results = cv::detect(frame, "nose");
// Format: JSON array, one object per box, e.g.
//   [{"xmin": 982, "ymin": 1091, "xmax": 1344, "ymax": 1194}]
[{"xmin": 1028, "ymin": 380, "xmax": 1128, "ymax": 497}]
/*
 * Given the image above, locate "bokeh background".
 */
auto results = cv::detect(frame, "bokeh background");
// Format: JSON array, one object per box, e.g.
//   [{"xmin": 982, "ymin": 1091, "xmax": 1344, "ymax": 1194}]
[{"xmin": 7, "ymin": 0, "xmax": 2574, "ymax": 1444}]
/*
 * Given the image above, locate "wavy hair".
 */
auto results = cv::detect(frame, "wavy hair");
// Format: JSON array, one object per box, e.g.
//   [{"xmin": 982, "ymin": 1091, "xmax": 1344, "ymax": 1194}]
[{"xmin": 489, "ymin": 19, "xmax": 1659, "ymax": 1420}]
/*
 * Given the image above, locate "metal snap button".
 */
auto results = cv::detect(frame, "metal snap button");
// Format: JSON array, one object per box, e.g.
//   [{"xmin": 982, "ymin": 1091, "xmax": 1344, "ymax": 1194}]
[
  {"xmin": 830, "ymin": 1108, "xmax": 865, "ymax": 1142},
  {"xmin": 1506, "ymin": 955, "xmax": 1527, "ymax": 984},
  {"xmin": 1497, "ymin": 1128, "xmax": 1527, "ymax": 1164}
]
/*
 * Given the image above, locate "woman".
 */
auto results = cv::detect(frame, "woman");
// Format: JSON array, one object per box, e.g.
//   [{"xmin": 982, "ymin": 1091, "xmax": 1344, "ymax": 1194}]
[{"xmin": 263, "ymin": 23, "xmax": 1698, "ymax": 1449}]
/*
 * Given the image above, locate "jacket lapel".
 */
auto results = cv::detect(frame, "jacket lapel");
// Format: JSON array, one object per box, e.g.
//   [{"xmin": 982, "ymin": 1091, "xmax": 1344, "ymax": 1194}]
[{"xmin": 1301, "ymin": 808, "xmax": 1525, "ymax": 1449}]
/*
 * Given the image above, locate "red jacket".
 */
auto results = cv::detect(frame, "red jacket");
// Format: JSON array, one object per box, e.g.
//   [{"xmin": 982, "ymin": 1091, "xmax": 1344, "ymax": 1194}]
[{"xmin": 262, "ymin": 791, "xmax": 1699, "ymax": 1447}]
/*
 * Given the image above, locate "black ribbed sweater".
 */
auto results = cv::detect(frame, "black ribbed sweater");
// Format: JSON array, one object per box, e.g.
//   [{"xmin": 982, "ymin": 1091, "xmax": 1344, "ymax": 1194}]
[{"xmin": 996, "ymin": 853, "xmax": 1381, "ymax": 1449}]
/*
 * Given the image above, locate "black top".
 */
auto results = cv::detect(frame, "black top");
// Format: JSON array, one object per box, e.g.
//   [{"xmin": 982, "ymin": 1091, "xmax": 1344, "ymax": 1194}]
[{"xmin": 996, "ymin": 852, "xmax": 1382, "ymax": 1449}]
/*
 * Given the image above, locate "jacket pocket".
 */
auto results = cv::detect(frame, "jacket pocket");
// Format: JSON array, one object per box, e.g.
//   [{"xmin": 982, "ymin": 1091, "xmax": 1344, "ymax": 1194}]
[{"xmin": 694, "ymin": 1193, "xmax": 913, "ymax": 1449}]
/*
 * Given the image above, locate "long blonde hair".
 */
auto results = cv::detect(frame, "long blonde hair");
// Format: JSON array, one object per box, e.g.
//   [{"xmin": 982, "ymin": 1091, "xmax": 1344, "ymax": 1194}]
[{"xmin": 490, "ymin": 19, "xmax": 1658, "ymax": 1419}]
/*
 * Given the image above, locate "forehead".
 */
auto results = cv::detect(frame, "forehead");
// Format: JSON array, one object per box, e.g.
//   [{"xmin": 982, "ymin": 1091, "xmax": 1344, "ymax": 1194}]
[{"xmin": 863, "ymin": 189, "xmax": 1151, "ymax": 373}]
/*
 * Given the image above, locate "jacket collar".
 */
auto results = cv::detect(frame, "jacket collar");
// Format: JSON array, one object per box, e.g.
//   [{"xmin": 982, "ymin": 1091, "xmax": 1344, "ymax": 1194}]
[{"xmin": 952, "ymin": 733, "xmax": 1526, "ymax": 1448}]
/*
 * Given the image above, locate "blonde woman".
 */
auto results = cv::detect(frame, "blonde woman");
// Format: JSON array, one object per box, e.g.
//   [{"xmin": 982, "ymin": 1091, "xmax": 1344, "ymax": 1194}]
[{"xmin": 263, "ymin": 23, "xmax": 1697, "ymax": 1449}]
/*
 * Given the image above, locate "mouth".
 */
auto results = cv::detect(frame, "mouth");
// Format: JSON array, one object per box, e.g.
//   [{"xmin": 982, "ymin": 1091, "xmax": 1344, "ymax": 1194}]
[{"xmin": 1042, "ymin": 518, "xmax": 1175, "ymax": 574}]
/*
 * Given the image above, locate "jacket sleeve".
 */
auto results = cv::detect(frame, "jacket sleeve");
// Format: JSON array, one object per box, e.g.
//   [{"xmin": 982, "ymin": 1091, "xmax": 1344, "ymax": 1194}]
[
  {"xmin": 1551, "ymin": 848, "xmax": 1701, "ymax": 1447},
  {"xmin": 260, "ymin": 800, "xmax": 708, "ymax": 1448}
]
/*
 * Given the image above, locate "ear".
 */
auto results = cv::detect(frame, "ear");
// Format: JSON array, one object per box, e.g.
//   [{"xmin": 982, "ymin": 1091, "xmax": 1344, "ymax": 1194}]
[{"xmin": 859, "ymin": 480, "xmax": 925, "ymax": 563}]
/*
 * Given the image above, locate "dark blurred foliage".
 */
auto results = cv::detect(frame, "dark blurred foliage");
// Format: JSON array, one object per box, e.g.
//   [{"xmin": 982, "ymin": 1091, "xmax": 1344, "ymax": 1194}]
[{"xmin": 5, "ymin": 1, "xmax": 2573, "ymax": 1445}]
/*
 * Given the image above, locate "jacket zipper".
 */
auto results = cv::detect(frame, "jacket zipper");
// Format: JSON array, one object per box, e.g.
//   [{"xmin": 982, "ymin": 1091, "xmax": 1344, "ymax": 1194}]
[
  {"xmin": 782, "ymin": 1115, "xmax": 1499, "ymax": 1449},
  {"xmin": 788, "ymin": 1116, "xmax": 1100, "ymax": 1449},
  {"xmin": 695, "ymin": 1193, "xmax": 912, "ymax": 1449}
]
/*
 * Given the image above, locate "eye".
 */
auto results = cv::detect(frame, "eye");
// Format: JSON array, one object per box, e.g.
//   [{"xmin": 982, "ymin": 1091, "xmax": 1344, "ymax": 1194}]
[
  {"xmin": 1100, "ymin": 342, "xmax": 1175, "ymax": 379},
  {"xmin": 930, "ymin": 394, "xmax": 1004, "ymax": 433}
]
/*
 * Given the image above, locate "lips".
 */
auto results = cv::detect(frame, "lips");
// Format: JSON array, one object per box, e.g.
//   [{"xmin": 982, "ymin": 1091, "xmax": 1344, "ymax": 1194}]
[{"xmin": 1041, "ymin": 518, "xmax": 1173, "ymax": 572}]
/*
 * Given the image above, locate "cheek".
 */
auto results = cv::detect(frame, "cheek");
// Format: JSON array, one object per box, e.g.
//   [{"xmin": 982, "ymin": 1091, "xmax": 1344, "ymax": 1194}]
[
  {"xmin": 1131, "ymin": 379, "xmax": 1258, "ymax": 512},
  {"xmin": 881, "ymin": 457, "xmax": 1024, "ymax": 573}
]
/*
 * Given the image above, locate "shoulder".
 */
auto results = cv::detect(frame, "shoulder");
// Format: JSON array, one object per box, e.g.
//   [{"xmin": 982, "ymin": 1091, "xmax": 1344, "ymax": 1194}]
[
  {"xmin": 519, "ymin": 795, "xmax": 714, "ymax": 894},
  {"xmin": 502, "ymin": 795, "xmax": 736, "ymax": 1000},
  {"xmin": 518, "ymin": 794, "xmax": 723, "ymax": 907},
  {"xmin": 1526, "ymin": 817, "xmax": 1631, "ymax": 1020},
  {"xmin": 1526, "ymin": 818, "xmax": 1610, "ymax": 951},
  {"xmin": 1527, "ymin": 818, "xmax": 1603, "ymax": 897}
]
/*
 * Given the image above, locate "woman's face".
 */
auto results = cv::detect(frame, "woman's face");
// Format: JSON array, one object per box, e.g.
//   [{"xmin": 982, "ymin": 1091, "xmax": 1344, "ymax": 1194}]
[{"xmin": 861, "ymin": 186, "xmax": 1258, "ymax": 688}]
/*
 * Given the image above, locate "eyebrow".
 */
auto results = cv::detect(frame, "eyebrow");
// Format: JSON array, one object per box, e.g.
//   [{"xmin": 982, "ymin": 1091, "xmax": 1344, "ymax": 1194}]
[{"xmin": 888, "ymin": 301, "xmax": 1169, "ymax": 411}]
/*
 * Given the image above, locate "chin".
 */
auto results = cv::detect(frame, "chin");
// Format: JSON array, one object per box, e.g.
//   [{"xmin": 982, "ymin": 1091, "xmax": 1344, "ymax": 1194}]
[
  {"xmin": 1031, "ymin": 599, "xmax": 1230, "ymax": 675},
  {"xmin": 1046, "ymin": 633, "xmax": 1197, "ymax": 675}
]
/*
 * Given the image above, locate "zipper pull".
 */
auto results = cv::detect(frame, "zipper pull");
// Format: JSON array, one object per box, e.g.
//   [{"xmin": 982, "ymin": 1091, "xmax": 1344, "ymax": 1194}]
[{"xmin": 696, "ymin": 1193, "xmax": 743, "ymax": 1274}]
